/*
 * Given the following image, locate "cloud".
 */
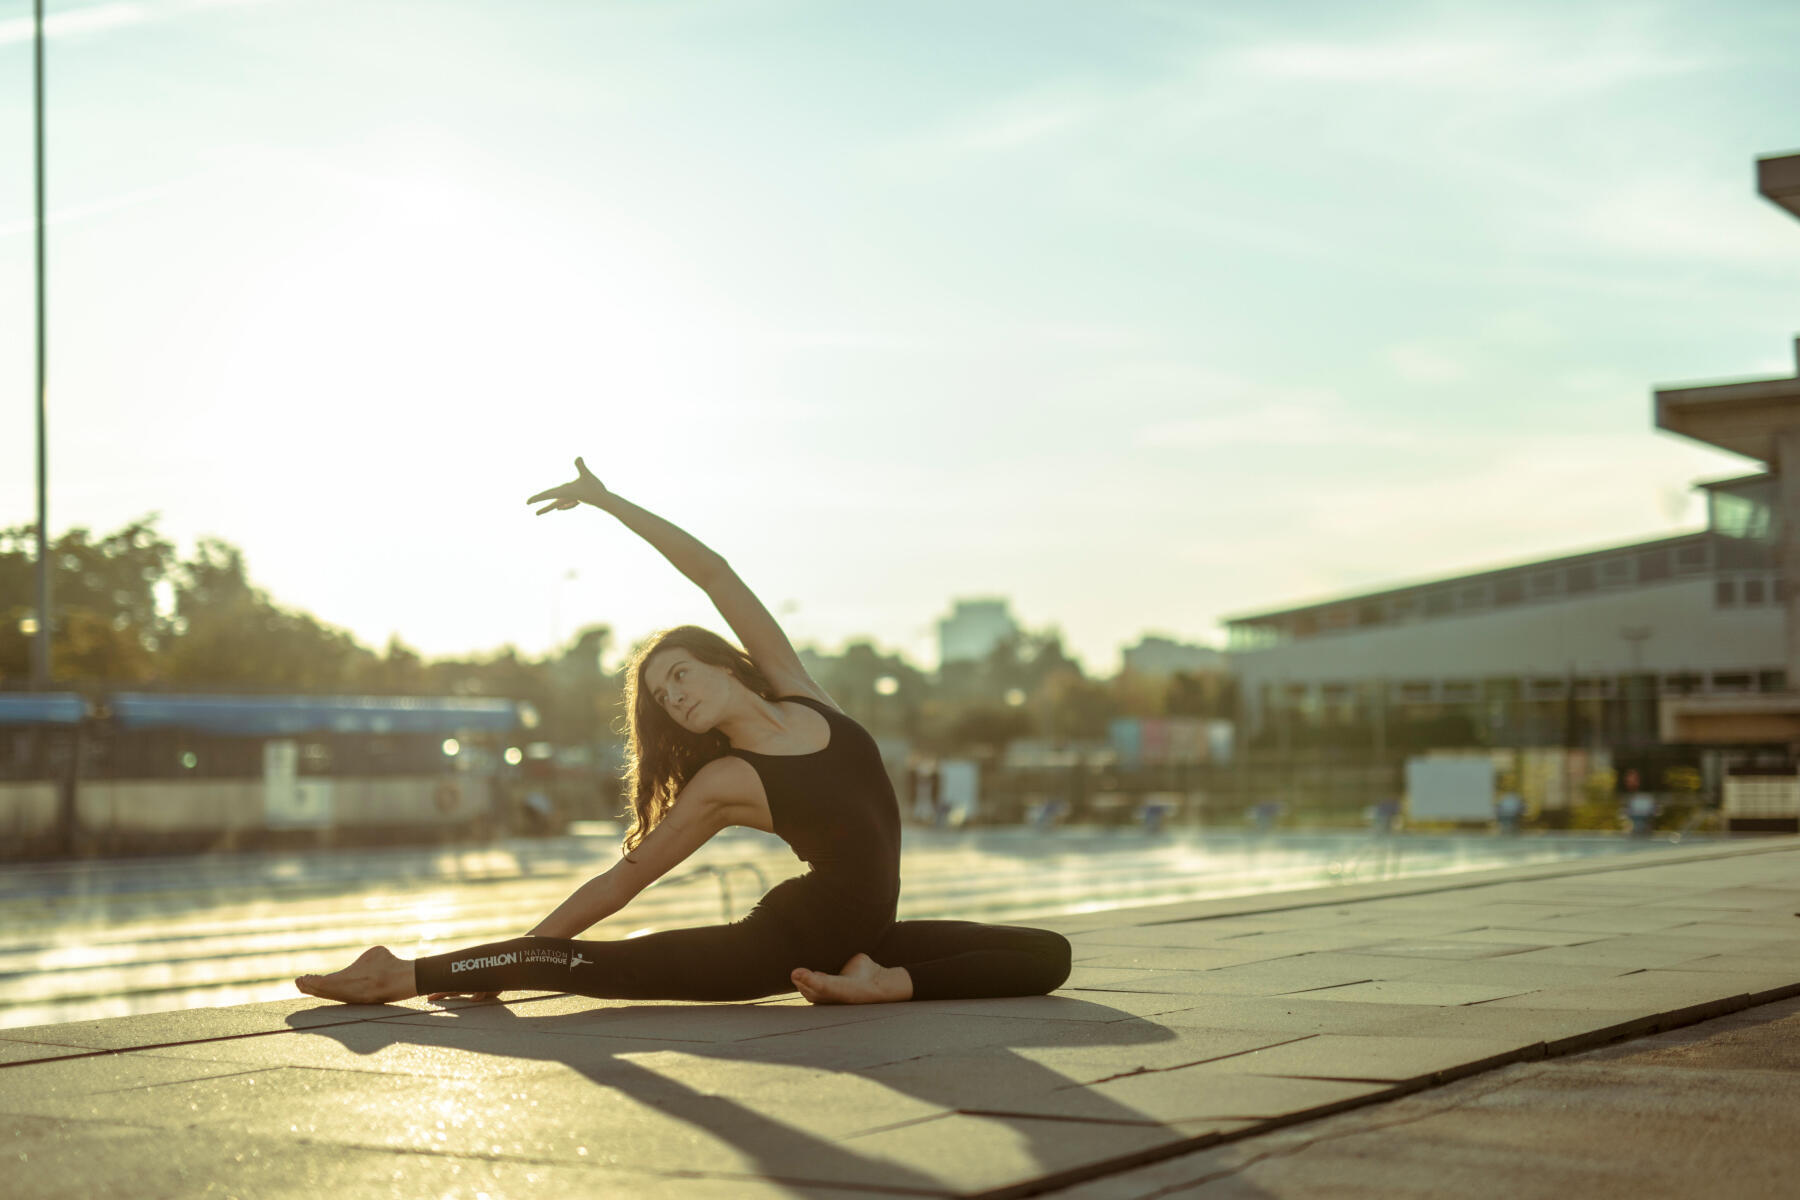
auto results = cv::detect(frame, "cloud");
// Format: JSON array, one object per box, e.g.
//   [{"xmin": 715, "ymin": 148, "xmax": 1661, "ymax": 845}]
[
  {"xmin": 1133, "ymin": 375, "xmax": 1419, "ymax": 449},
  {"xmin": 0, "ymin": 0, "xmax": 270, "ymax": 49},
  {"xmin": 940, "ymin": 89, "xmax": 1103, "ymax": 153},
  {"xmin": 1301, "ymin": 430, "xmax": 1744, "ymax": 563},
  {"xmin": 0, "ymin": 171, "xmax": 217, "ymax": 239},
  {"xmin": 1546, "ymin": 175, "xmax": 1800, "ymax": 267},
  {"xmin": 0, "ymin": 3, "xmax": 149, "ymax": 47},
  {"xmin": 1385, "ymin": 342, "xmax": 1468, "ymax": 383},
  {"xmin": 1231, "ymin": 33, "xmax": 1703, "ymax": 93},
  {"xmin": 1234, "ymin": 38, "xmax": 1507, "ymax": 85},
  {"xmin": 871, "ymin": 82, "xmax": 1111, "ymax": 179}
]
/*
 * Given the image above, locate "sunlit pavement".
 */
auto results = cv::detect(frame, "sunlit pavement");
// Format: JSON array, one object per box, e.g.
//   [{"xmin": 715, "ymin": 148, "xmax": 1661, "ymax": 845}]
[
  {"xmin": 1, "ymin": 827, "xmax": 1689, "ymax": 1029},
  {"xmin": 2, "ymin": 836, "xmax": 1797, "ymax": 1199}
]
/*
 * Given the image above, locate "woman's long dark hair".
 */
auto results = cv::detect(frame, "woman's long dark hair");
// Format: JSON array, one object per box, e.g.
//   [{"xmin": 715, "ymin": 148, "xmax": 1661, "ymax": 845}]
[{"xmin": 621, "ymin": 625, "xmax": 775, "ymax": 853}]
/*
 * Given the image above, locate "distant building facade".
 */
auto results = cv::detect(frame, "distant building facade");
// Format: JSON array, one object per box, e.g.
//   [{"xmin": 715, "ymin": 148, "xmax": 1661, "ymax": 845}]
[
  {"xmin": 1122, "ymin": 635, "xmax": 1225, "ymax": 678},
  {"xmin": 1224, "ymin": 474, "xmax": 1784, "ymax": 751},
  {"xmin": 937, "ymin": 598, "xmax": 1019, "ymax": 665},
  {"xmin": 1226, "ymin": 148, "xmax": 1800, "ymax": 769}
]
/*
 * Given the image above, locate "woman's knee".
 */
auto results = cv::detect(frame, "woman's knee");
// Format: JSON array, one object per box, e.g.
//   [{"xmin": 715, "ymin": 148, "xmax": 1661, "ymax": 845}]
[{"xmin": 1026, "ymin": 928, "xmax": 1072, "ymax": 993}]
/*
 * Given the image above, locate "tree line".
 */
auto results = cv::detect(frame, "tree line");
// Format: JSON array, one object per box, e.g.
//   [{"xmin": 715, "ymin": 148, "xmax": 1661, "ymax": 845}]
[{"xmin": 1, "ymin": 518, "xmax": 1234, "ymax": 756}]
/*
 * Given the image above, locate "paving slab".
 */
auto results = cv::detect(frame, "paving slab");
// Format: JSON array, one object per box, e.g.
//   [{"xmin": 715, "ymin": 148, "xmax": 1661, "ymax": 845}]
[
  {"xmin": 3, "ymin": 836, "xmax": 1798, "ymax": 1198},
  {"xmin": 1394, "ymin": 959, "xmax": 1635, "ymax": 989},
  {"xmin": 660, "ymin": 1006, "xmax": 1158, "ymax": 1073},
  {"xmin": 1289, "ymin": 978, "xmax": 1541, "ymax": 1006},
  {"xmin": 1066, "ymin": 923, "xmax": 1288, "ymax": 950},
  {"xmin": 1066, "ymin": 965, "xmax": 1172, "ymax": 987},
  {"xmin": 1149, "ymin": 995, "xmax": 1446, "ymax": 1037},
  {"xmin": 1653, "ymin": 920, "xmax": 1800, "ymax": 942},
  {"xmin": 1196, "ymin": 928, "xmax": 1395, "ymax": 954},
  {"xmin": 1170, "ymin": 1032, "xmax": 1528, "ymax": 1084},
  {"xmin": 1346, "ymin": 937, "xmax": 1545, "ymax": 960},
  {"xmin": 1075, "ymin": 953, "xmax": 1442, "ymax": 998},
  {"xmin": 1072, "ymin": 946, "xmax": 1291, "ymax": 971},
  {"xmin": 1480, "ymin": 968, "xmax": 1772, "ymax": 1013},
  {"xmin": 920, "ymin": 989, "xmax": 1198, "ymax": 1021},
  {"xmin": 1082, "ymin": 1068, "xmax": 1393, "ymax": 1124},
  {"xmin": 1484, "ymin": 941, "xmax": 1719, "ymax": 969},
  {"xmin": 136, "ymin": 1018, "xmax": 688, "ymax": 1080},
  {"xmin": 839, "ymin": 1111, "xmax": 1188, "ymax": 1195},
  {"xmin": 1348, "ymin": 1001, "xmax": 1642, "ymax": 1048},
  {"xmin": 0, "ymin": 1050, "xmax": 267, "ymax": 1118},
  {"xmin": 1047, "ymin": 993, "xmax": 1800, "ymax": 1200},
  {"xmin": 1658, "ymin": 951, "xmax": 1800, "ymax": 976},
  {"xmin": 0, "ymin": 995, "xmax": 441, "ymax": 1051},
  {"xmin": 932, "ymin": 1025, "xmax": 1314, "ymax": 1086},
  {"xmin": 856, "ymin": 1044, "xmax": 1211, "ymax": 1121},
  {"xmin": 1431, "ymin": 925, "xmax": 1609, "ymax": 946},
  {"xmin": 388, "ymin": 996, "xmax": 896, "ymax": 1045}
]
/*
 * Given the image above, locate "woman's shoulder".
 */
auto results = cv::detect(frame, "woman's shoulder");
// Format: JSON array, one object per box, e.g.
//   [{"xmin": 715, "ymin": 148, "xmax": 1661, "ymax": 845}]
[
  {"xmin": 775, "ymin": 689, "xmax": 843, "ymax": 716},
  {"xmin": 685, "ymin": 754, "xmax": 762, "ymax": 795}
]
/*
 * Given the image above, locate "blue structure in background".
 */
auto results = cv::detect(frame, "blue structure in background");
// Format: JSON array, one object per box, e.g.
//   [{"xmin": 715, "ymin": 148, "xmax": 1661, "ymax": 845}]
[
  {"xmin": 106, "ymin": 694, "xmax": 526, "ymax": 736},
  {"xmin": 0, "ymin": 693, "xmax": 86, "ymax": 725},
  {"xmin": 0, "ymin": 692, "xmax": 537, "ymax": 858}
]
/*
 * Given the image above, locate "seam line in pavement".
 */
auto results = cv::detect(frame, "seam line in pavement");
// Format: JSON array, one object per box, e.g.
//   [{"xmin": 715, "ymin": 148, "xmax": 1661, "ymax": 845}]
[
  {"xmin": 1001, "ymin": 981, "xmax": 1800, "ymax": 1199},
  {"xmin": 1055, "ymin": 1034, "xmax": 1322, "ymax": 1089},
  {"xmin": 1128, "ymin": 1069, "xmax": 1550, "ymax": 1200}
]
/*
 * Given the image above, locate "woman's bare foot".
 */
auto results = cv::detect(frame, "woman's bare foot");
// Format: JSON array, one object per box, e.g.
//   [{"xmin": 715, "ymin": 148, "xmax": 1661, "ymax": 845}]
[
  {"xmin": 295, "ymin": 945, "xmax": 417, "ymax": 1005},
  {"xmin": 791, "ymin": 953, "xmax": 913, "ymax": 1005}
]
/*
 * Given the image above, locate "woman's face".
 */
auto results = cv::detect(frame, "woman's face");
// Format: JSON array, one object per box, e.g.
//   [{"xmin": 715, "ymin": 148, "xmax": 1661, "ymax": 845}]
[{"xmin": 643, "ymin": 648, "xmax": 736, "ymax": 732}]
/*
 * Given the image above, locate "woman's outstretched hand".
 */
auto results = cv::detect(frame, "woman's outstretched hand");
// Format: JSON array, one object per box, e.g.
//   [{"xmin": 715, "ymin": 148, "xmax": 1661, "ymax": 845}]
[{"xmin": 527, "ymin": 457, "xmax": 610, "ymax": 515}]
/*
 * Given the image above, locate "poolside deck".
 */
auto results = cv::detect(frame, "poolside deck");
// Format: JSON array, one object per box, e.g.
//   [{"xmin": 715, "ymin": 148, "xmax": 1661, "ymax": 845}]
[{"xmin": 4, "ymin": 837, "xmax": 1798, "ymax": 1198}]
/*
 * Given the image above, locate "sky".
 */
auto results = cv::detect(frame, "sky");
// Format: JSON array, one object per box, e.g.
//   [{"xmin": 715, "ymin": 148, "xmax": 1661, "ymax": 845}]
[{"xmin": 3, "ymin": 0, "xmax": 1799, "ymax": 675}]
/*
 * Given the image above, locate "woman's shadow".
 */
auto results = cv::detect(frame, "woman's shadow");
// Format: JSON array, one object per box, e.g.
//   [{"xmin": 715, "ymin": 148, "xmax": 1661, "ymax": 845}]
[{"xmin": 289, "ymin": 993, "xmax": 1198, "ymax": 1194}]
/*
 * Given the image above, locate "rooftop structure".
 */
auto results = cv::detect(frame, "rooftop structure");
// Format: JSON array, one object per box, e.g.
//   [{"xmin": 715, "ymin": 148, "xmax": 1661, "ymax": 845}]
[
  {"xmin": 1652, "ymin": 149, "xmax": 1800, "ymax": 743},
  {"xmin": 936, "ymin": 598, "xmax": 1019, "ymax": 666}
]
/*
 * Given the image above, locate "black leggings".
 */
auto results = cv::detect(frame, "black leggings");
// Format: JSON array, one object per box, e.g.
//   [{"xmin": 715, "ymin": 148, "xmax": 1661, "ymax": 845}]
[{"xmin": 414, "ymin": 913, "xmax": 1071, "ymax": 1003}]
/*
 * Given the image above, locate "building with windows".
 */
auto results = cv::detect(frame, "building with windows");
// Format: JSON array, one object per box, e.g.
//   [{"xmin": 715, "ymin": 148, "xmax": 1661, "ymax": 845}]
[
  {"xmin": 1225, "ymin": 148, "xmax": 1800, "ymax": 765},
  {"xmin": 1224, "ymin": 473, "xmax": 1783, "ymax": 747}
]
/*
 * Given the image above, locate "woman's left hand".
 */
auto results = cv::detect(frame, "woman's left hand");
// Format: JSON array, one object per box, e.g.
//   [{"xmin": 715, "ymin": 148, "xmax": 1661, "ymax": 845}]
[{"xmin": 527, "ymin": 456, "xmax": 610, "ymax": 515}]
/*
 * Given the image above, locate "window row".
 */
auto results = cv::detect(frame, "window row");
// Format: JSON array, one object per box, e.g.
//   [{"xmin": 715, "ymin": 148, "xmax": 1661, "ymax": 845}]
[
  {"xmin": 1716, "ymin": 574, "xmax": 1784, "ymax": 608},
  {"xmin": 1265, "ymin": 669, "xmax": 1787, "ymax": 709},
  {"xmin": 1286, "ymin": 543, "xmax": 1717, "ymax": 639}
]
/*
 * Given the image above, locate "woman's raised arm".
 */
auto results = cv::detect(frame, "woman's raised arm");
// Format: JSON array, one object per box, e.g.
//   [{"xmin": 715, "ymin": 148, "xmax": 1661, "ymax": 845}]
[{"xmin": 527, "ymin": 458, "xmax": 830, "ymax": 704}]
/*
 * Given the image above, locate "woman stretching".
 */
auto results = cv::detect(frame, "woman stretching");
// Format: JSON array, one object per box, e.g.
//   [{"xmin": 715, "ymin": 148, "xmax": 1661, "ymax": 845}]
[{"xmin": 297, "ymin": 458, "xmax": 1070, "ymax": 1007}]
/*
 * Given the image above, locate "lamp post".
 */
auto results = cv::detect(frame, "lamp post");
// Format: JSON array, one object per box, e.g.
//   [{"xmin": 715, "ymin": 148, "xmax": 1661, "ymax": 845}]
[{"xmin": 32, "ymin": 0, "xmax": 51, "ymax": 685}]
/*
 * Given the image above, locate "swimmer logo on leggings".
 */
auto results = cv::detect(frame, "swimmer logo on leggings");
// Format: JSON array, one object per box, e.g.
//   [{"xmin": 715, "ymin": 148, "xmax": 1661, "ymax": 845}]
[{"xmin": 569, "ymin": 952, "xmax": 592, "ymax": 971}]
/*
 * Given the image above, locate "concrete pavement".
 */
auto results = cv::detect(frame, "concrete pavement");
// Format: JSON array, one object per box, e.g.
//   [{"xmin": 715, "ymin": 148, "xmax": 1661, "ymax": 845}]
[
  {"xmin": 3, "ymin": 836, "xmax": 1798, "ymax": 1198},
  {"xmin": 1052, "ymin": 991, "xmax": 1800, "ymax": 1199}
]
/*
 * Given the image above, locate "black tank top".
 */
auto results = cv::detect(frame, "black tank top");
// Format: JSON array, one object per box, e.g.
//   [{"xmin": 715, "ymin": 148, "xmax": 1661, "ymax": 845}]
[{"xmin": 730, "ymin": 695, "xmax": 901, "ymax": 916}]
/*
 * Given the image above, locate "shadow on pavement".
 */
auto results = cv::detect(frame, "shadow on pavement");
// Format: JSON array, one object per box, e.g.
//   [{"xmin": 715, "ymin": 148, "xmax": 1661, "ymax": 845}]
[{"xmin": 288, "ymin": 995, "xmax": 1205, "ymax": 1193}]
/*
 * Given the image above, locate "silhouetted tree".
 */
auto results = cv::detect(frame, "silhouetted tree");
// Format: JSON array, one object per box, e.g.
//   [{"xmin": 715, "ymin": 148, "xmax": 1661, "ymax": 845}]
[
  {"xmin": 0, "ymin": 518, "xmax": 177, "ymax": 684},
  {"xmin": 166, "ymin": 537, "xmax": 371, "ymax": 690}
]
